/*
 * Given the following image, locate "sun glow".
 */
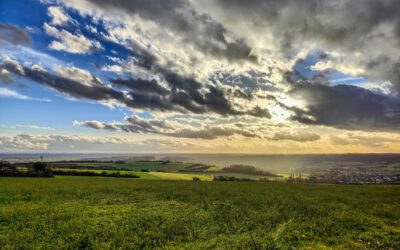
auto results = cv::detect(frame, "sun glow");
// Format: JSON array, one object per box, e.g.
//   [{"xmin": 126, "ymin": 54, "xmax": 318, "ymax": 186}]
[{"xmin": 270, "ymin": 105, "xmax": 291, "ymax": 123}]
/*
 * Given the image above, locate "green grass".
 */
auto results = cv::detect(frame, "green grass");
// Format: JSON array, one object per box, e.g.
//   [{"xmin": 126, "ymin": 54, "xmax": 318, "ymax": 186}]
[
  {"xmin": 206, "ymin": 166, "xmax": 223, "ymax": 172},
  {"xmin": 0, "ymin": 177, "xmax": 399, "ymax": 249}
]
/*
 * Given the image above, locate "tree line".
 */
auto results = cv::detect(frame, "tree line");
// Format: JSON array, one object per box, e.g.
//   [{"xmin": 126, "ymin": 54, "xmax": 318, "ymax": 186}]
[
  {"xmin": 0, "ymin": 161, "xmax": 53, "ymax": 177},
  {"xmin": 0, "ymin": 162, "xmax": 139, "ymax": 178}
]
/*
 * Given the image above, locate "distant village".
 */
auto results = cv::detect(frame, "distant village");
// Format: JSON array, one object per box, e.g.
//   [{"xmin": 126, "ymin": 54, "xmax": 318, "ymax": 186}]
[{"xmin": 288, "ymin": 165, "xmax": 400, "ymax": 184}]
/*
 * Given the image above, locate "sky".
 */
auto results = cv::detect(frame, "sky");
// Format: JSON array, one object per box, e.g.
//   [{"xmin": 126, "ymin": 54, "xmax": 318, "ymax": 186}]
[{"xmin": 1, "ymin": 0, "xmax": 400, "ymax": 154}]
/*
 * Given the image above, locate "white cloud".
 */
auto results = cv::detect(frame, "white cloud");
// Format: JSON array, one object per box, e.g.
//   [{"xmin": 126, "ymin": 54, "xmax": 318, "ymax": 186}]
[
  {"xmin": 0, "ymin": 133, "xmax": 197, "ymax": 153},
  {"xmin": 0, "ymin": 87, "xmax": 51, "ymax": 102},
  {"xmin": 16, "ymin": 124, "xmax": 55, "ymax": 130},
  {"xmin": 101, "ymin": 64, "xmax": 123, "ymax": 74},
  {"xmin": 48, "ymin": 6, "xmax": 72, "ymax": 26},
  {"xmin": 54, "ymin": 65, "xmax": 98, "ymax": 86},
  {"xmin": 44, "ymin": 23, "xmax": 102, "ymax": 54}
]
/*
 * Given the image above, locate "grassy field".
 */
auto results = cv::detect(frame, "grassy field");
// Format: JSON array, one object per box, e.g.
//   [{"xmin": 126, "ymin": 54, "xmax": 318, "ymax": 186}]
[
  {"xmin": 0, "ymin": 177, "xmax": 399, "ymax": 249},
  {"xmin": 54, "ymin": 168, "xmax": 213, "ymax": 181},
  {"xmin": 54, "ymin": 168, "xmax": 278, "ymax": 181},
  {"xmin": 53, "ymin": 161, "xmax": 270, "ymax": 180},
  {"xmin": 75, "ymin": 162, "xmax": 192, "ymax": 172}
]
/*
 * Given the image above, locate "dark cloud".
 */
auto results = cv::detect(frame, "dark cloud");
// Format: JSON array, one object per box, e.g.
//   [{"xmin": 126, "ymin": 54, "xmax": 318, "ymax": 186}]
[
  {"xmin": 100, "ymin": 33, "xmax": 269, "ymax": 117},
  {"xmin": 110, "ymin": 52, "xmax": 271, "ymax": 117},
  {"xmin": 160, "ymin": 71, "xmax": 239, "ymax": 115},
  {"xmin": 248, "ymin": 106, "xmax": 271, "ymax": 118},
  {"xmin": 86, "ymin": 0, "xmax": 257, "ymax": 63},
  {"xmin": 208, "ymin": 0, "xmax": 400, "ymax": 47},
  {"xmin": 0, "ymin": 23, "xmax": 31, "ymax": 46},
  {"xmin": 231, "ymin": 89, "xmax": 253, "ymax": 100},
  {"xmin": 127, "ymin": 40, "xmax": 158, "ymax": 70},
  {"xmin": 163, "ymin": 127, "xmax": 255, "ymax": 140},
  {"xmin": 209, "ymin": 70, "xmax": 278, "ymax": 92},
  {"xmin": 91, "ymin": 0, "xmax": 400, "ymax": 126},
  {"xmin": 0, "ymin": 60, "xmax": 270, "ymax": 117},
  {"xmin": 78, "ymin": 116, "xmax": 322, "ymax": 141},
  {"xmin": 112, "ymin": 78, "xmax": 169, "ymax": 95},
  {"xmin": 271, "ymin": 131, "xmax": 320, "ymax": 142},
  {"xmin": 197, "ymin": 0, "xmax": 400, "ymax": 93},
  {"xmin": 280, "ymin": 52, "xmax": 400, "ymax": 132},
  {"xmin": 288, "ymin": 84, "xmax": 400, "ymax": 131},
  {"xmin": 77, "ymin": 115, "xmax": 172, "ymax": 134},
  {"xmin": 76, "ymin": 115, "xmax": 260, "ymax": 140},
  {"xmin": 1, "ymin": 60, "xmax": 125, "ymax": 101},
  {"xmin": 80, "ymin": 121, "xmax": 118, "ymax": 132}
]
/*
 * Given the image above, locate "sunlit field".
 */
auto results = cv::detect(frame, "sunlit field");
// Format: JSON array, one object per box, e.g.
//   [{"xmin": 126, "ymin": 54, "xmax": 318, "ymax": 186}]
[{"xmin": 0, "ymin": 177, "xmax": 399, "ymax": 249}]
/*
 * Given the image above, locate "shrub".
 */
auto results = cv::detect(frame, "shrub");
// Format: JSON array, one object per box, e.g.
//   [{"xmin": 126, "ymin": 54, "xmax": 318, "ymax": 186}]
[
  {"xmin": 53, "ymin": 170, "xmax": 139, "ymax": 178},
  {"xmin": 213, "ymin": 175, "xmax": 254, "ymax": 182},
  {"xmin": 28, "ymin": 162, "xmax": 54, "ymax": 177},
  {"xmin": 222, "ymin": 164, "xmax": 275, "ymax": 176},
  {"xmin": 0, "ymin": 162, "xmax": 20, "ymax": 176}
]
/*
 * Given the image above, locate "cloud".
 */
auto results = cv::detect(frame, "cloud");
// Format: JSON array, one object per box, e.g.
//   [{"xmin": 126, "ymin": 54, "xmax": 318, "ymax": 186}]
[
  {"xmin": 44, "ymin": 23, "xmax": 102, "ymax": 54},
  {"xmin": 271, "ymin": 131, "xmax": 320, "ymax": 142},
  {"xmin": 48, "ymin": 6, "xmax": 73, "ymax": 26},
  {"xmin": 107, "ymin": 47, "xmax": 271, "ymax": 117},
  {"xmin": 74, "ymin": 115, "xmax": 261, "ymax": 139},
  {"xmin": 0, "ymin": 133, "xmax": 198, "ymax": 152},
  {"xmin": 16, "ymin": 124, "xmax": 55, "ymax": 130},
  {"xmin": 0, "ymin": 23, "xmax": 31, "ymax": 46},
  {"xmin": 0, "ymin": 87, "xmax": 51, "ymax": 102},
  {"xmin": 330, "ymin": 134, "xmax": 400, "ymax": 148},
  {"xmin": 1, "ymin": 59, "xmax": 270, "ymax": 118},
  {"xmin": 0, "ymin": 134, "xmax": 49, "ymax": 150},
  {"xmin": 287, "ymin": 84, "xmax": 400, "ymax": 132},
  {"xmin": 54, "ymin": 65, "xmax": 100, "ymax": 86},
  {"xmin": 101, "ymin": 65, "xmax": 124, "ymax": 74},
  {"xmin": 0, "ymin": 68, "xmax": 13, "ymax": 84},
  {"xmin": 75, "ymin": 115, "xmax": 323, "ymax": 142},
  {"xmin": 192, "ymin": 0, "xmax": 400, "ymax": 93},
  {"xmin": 5, "ymin": 0, "xmax": 400, "ymax": 145},
  {"xmin": 82, "ymin": 0, "xmax": 257, "ymax": 63},
  {"xmin": 1, "ymin": 60, "xmax": 127, "ymax": 103},
  {"xmin": 111, "ymin": 78, "xmax": 169, "ymax": 95},
  {"xmin": 0, "ymin": 133, "xmax": 127, "ymax": 151}
]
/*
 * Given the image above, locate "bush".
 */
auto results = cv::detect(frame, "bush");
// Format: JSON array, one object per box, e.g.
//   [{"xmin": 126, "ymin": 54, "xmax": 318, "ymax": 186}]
[
  {"xmin": 222, "ymin": 164, "xmax": 275, "ymax": 176},
  {"xmin": 0, "ymin": 162, "xmax": 20, "ymax": 176},
  {"xmin": 53, "ymin": 170, "xmax": 139, "ymax": 178},
  {"xmin": 192, "ymin": 177, "xmax": 201, "ymax": 181},
  {"xmin": 0, "ymin": 161, "xmax": 54, "ymax": 177},
  {"xmin": 213, "ymin": 175, "xmax": 254, "ymax": 182},
  {"xmin": 28, "ymin": 162, "xmax": 54, "ymax": 177}
]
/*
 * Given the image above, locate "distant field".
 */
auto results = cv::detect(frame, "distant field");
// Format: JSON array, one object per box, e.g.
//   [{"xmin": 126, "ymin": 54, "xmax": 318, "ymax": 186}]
[
  {"xmin": 54, "ymin": 168, "xmax": 273, "ymax": 181},
  {"xmin": 194, "ymin": 172, "xmax": 276, "ymax": 180},
  {"xmin": 0, "ymin": 177, "xmax": 399, "ymax": 249},
  {"xmin": 74, "ymin": 161, "xmax": 192, "ymax": 172},
  {"xmin": 54, "ymin": 168, "xmax": 213, "ymax": 181}
]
